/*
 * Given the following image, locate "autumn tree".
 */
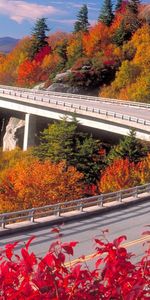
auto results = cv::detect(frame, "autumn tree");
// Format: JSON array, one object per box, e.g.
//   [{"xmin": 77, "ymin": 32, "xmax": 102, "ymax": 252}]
[
  {"xmin": 67, "ymin": 34, "xmax": 83, "ymax": 67},
  {"xmin": 99, "ymin": 158, "xmax": 138, "ymax": 192},
  {"xmin": 0, "ymin": 147, "xmax": 31, "ymax": 181},
  {"xmin": 98, "ymin": 0, "xmax": 114, "ymax": 26},
  {"xmin": 0, "ymin": 158, "xmax": 83, "ymax": 212},
  {"xmin": 74, "ymin": 4, "xmax": 90, "ymax": 33},
  {"xmin": 83, "ymin": 22, "xmax": 111, "ymax": 58},
  {"xmin": 17, "ymin": 59, "xmax": 41, "ymax": 87},
  {"xmin": 0, "ymin": 37, "xmax": 31, "ymax": 85},
  {"xmin": 101, "ymin": 24, "xmax": 150, "ymax": 101},
  {"xmin": 136, "ymin": 154, "xmax": 150, "ymax": 184},
  {"xmin": 112, "ymin": 0, "xmax": 141, "ymax": 46},
  {"xmin": 128, "ymin": 0, "xmax": 140, "ymax": 15},
  {"xmin": 29, "ymin": 18, "xmax": 50, "ymax": 60},
  {"xmin": 33, "ymin": 117, "xmax": 104, "ymax": 184}
]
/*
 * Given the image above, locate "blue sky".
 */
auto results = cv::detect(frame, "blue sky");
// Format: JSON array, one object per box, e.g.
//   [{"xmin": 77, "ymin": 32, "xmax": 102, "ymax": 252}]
[{"xmin": 0, "ymin": 0, "xmax": 149, "ymax": 38}]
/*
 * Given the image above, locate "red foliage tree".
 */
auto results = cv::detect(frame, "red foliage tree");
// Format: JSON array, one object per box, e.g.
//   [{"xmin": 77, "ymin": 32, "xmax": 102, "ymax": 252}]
[{"xmin": 34, "ymin": 45, "xmax": 51, "ymax": 63}]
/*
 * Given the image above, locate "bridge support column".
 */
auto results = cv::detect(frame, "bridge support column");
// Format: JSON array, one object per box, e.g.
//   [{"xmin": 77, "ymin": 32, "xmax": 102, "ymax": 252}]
[{"xmin": 23, "ymin": 113, "xmax": 36, "ymax": 151}]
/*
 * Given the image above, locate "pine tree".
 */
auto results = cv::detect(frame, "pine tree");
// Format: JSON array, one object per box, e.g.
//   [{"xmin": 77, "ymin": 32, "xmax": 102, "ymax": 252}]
[
  {"xmin": 33, "ymin": 117, "xmax": 103, "ymax": 184},
  {"xmin": 106, "ymin": 129, "xmax": 147, "ymax": 164},
  {"xmin": 112, "ymin": 21, "xmax": 131, "ymax": 46},
  {"xmin": 115, "ymin": 0, "xmax": 123, "ymax": 11},
  {"xmin": 98, "ymin": 0, "xmax": 114, "ymax": 26},
  {"xmin": 74, "ymin": 4, "xmax": 90, "ymax": 33},
  {"xmin": 29, "ymin": 18, "xmax": 49, "ymax": 60}
]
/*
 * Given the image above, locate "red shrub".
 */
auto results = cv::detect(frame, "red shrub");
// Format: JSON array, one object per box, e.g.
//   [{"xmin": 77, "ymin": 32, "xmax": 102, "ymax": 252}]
[{"xmin": 0, "ymin": 229, "xmax": 149, "ymax": 299}]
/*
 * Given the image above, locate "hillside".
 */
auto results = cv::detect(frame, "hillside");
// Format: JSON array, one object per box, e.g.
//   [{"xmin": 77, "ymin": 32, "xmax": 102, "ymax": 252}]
[{"xmin": 0, "ymin": 37, "xmax": 19, "ymax": 53}]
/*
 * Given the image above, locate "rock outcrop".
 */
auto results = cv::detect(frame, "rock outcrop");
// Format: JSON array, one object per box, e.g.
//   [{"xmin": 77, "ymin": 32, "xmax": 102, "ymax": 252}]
[
  {"xmin": 3, "ymin": 117, "xmax": 25, "ymax": 151},
  {"xmin": 46, "ymin": 69, "xmax": 99, "ymax": 96}
]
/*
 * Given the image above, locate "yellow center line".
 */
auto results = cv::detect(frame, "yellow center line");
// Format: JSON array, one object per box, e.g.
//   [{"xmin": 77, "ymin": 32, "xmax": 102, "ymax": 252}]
[{"xmin": 65, "ymin": 235, "xmax": 149, "ymax": 267}]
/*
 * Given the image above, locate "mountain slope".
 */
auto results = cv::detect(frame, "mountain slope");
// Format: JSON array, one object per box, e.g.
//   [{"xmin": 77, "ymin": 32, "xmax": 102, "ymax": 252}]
[{"xmin": 0, "ymin": 37, "xmax": 19, "ymax": 53}]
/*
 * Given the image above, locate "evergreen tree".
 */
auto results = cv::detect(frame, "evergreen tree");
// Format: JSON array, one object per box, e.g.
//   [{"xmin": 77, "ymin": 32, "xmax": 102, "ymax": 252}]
[
  {"xmin": 115, "ymin": 0, "xmax": 123, "ymax": 11},
  {"xmin": 74, "ymin": 4, "xmax": 90, "ymax": 33},
  {"xmin": 29, "ymin": 18, "xmax": 49, "ymax": 60},
  {"xmin": 106, "ymin": 129, "xmax": 147, "ymax": 164},
  {"xmin": 56, "ymin": 39, "xmax": 68, "ymax": 69},
  {"xmin": 98, "ymin": 0, "xmax": 114, "ymax": 26},
  {"xmin": 113, "ymin": 0, "xmax": 141, "ymax": 46},
  {"xmin": 112, "ymin": 21, "xmax": 132, "ymax": 46},
  {"xmin": 33, "ymin": 117, "xmax": 104, "ymax": 184}
]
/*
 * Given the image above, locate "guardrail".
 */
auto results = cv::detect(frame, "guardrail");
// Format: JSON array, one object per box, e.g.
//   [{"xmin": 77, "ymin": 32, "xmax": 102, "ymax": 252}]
[
  {"xmin": 0, "ymin": 88, "xmax": 150, "ymax": 127},
  {"xmin": 0, "ymin": 183, "xmax": 150, "ymax": 229},
  {"xmin": 0, "ymin": 84, "xmax": 150, "ymax": 109}
]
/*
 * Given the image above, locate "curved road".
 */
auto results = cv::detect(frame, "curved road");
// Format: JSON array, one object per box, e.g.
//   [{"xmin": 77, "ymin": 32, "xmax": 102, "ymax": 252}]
[
  {"xmin": 0, "ymin": 200, "xmax": 149, "ymax": 265},
  {"xmin": 1, "ymin": 88, "xmax": 150, "ymax": 123}
]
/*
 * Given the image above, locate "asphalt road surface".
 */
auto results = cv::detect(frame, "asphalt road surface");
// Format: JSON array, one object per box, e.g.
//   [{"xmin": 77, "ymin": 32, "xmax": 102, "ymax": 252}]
[
  {"xmin": 22, "ymin": 93, "xmax": 150, "ymax": 121},
  {"xmin": 0, "ymin": 200, "xmax": 149, "ymax": 267}
]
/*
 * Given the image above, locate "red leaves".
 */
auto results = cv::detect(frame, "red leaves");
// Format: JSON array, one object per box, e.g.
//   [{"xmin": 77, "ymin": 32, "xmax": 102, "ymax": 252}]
[
  {"xmin": 0, "ymin": 233, "xmax": 149, "ymax": 299},
  {"xmin": 5, "ymin": 241, "xmax": 18, "ymax": 260},
  {"xmin": 51, "ymin": 227, "xmax": 60, "ymax": 234},
  {"xmin": 25, "ymin": 236, "xmax": 36, "ymax": 250},
  {"xmin": 113, "ymin": 235, "xmax": 127, "ymax": 248},
  {"xmin": 34, "ymin": 45, "xmax": 51, "ymax": 63},
  {"xmin": 61, "ymin": 241, "xmax": 79, "ymax": 256}
]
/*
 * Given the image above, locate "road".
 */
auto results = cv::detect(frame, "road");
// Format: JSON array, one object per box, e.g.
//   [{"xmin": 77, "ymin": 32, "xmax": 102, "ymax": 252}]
[
  {"xmin": 1, "ymin": 88, "xmax": 150, "ymax": 123},
  {"xmin": 0, "ymin": 200, "xmax": 149, "ymax": 267},
  {"xmin": 40, "ymin": 94, "xmax": 150, "ymax": 121}
]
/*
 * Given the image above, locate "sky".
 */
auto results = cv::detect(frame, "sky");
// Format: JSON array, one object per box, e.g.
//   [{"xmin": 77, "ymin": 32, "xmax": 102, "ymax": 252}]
[{"xmin": 0, "ymin": 0, "xmax": 149, "ymax": 38}]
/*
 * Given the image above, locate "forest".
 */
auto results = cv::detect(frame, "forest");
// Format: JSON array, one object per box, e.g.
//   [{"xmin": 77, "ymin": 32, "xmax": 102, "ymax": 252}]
[
  {"xmin": 0, "ymin": 0, "xmax": 149, "ymax": 101},
  {"xmin": 0, "ymin": 1, "xmax": 150, "ymax": 298},
  {"xmin": 0, "ymin": 119, "xmax": 150, "ymax": 213}
]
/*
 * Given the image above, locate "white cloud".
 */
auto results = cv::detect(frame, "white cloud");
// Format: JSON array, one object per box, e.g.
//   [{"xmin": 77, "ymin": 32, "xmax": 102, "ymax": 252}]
[
  {"xmin": 55, "ymin": 19, "xmax": 76, "ymax": 25},
  {"xmin": 0, "ymin": 0, "xmax": 62, "ymax": 23}
]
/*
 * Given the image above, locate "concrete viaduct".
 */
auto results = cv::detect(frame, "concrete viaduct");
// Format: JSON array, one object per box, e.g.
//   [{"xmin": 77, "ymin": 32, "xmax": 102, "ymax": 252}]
[{"xmin": 0, "ymin": 85, "xmax": 150, "ymax": 150}]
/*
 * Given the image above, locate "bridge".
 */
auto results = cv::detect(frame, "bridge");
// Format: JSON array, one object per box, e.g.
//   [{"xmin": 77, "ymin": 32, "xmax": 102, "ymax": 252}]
[{"xmin": 0, "ymin": 85, "xmax": 150, "ymax": 150}]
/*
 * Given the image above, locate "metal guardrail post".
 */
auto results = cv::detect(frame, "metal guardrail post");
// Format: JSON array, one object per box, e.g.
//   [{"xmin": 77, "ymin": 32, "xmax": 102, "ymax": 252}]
[
  {"xmin": 1, "ymin": 216, "xmax": 6, "ymax": 229},
  {"xmin": 134, "ymin": 187, "xmax": 138, "ymax": 198},
  {"xmin": 146, "ymin": 184, "xmax": 150, "ymax": 193},
  {"xmin": 98, "ymin": 195, "xmax": 103, "ymax": 207},
  {"xmin": 29, "ymin": 209, "xmax": 35, "ymax": 222},
  {"xmin": 79, "ymin": 203, "xmax": 83, "ymax": 212},
  {"xmin": 118, "ymin": 192, "xmax": 123, "ymax": 202},
  {"xmin": 55, "ymin": 205, "xmax": 61, "ymax": 216}
]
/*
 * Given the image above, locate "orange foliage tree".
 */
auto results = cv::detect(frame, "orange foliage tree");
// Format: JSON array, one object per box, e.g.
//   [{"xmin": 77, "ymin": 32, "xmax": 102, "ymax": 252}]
[
  {"xmin": 0, "ymin": 147, "xmax": 30, "ymax": 180},
  {"xmin": 0, "ymin": 158, "xmax": 84, "ymax": 212},
  {"xmin": 0, "ymin": 37, "xmax": 31, "ymax": 85},
  {"xmin": 136, "ymin": 154, "xmax": 150, "ymax": 185},
  {"xmin": 100, "ymin": 24, "xmax": 150, "ymax": 101},
  {"xmin": 83, "ymin": 23, "xmax": 111, "ymax": 58},
  {"xmin": 99, "ymin": 158, "xmax": 138, "ymax": 193},
  {"xmin": 17, "ymin": 59, "xmax": 41, "ymax": 87}
]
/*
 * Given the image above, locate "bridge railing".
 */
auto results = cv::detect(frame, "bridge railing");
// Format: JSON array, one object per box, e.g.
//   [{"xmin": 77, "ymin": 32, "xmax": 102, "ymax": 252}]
[
  {"xmin": 0, "ymin": 183, "xmax": 150, "ymax": 229},
  {"xmin": 0, "ymin": 84, "xmax": 150, "ymax": 109},
  {"xmin": 0, "ymin": 87, "xmax": 150, "ymax": 127}
]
